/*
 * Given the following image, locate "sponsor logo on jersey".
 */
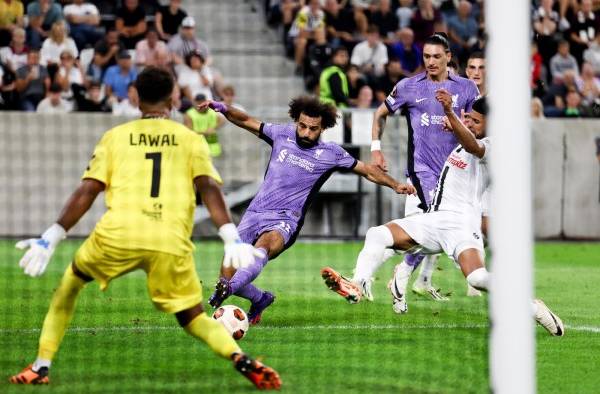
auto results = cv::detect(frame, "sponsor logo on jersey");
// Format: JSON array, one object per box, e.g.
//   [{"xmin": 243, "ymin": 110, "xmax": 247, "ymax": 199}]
[
  {"xmin": 447, "ymin": 153, "xmax": 468, "ymax": 169},
  {"xmin": 416, "ymin": 97, "xmax": 427, "ymax": 103},
  {"xmin": 420, "ymin": 113, "xmax": 446, "ymax": 127},
  {"xmin": 314, "ymin": 148, "xmax": 324, "ymax": 159},
  {"xmin": 278, "ymin": 149, "xmax": 288, "ymax": 162},
  {"xmin": 277, "ymin": 149, "xmax": 315, "ymax": 172}
]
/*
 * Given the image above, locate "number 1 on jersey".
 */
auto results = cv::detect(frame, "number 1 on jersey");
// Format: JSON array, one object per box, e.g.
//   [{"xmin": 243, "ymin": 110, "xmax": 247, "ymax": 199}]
[{"xmin": 145, "ymin": 152, "xmax": 161, "ymax": 197}]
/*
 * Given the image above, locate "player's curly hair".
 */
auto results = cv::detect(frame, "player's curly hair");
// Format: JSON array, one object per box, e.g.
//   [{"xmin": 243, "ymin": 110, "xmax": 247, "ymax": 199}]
[
  {"xmin": 288, "ymin": 96, "xmax": 338, "ymax": 129},
  {"xmin": 135, "ymin": 66, "xmax": 174, "ymax": 105},
  {"xmin": 472, "ymin": 96, "xmax": 488, "ymax": 116}
]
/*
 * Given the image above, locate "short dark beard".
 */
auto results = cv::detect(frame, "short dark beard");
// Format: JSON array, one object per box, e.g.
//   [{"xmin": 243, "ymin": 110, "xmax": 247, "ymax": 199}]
[{"xmin": 296, "ymin": 133, "xmax": 318, "ymax": 149}]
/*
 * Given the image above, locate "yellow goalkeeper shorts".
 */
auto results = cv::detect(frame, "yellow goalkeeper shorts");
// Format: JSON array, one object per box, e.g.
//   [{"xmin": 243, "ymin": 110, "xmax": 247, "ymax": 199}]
[{"xmin": 73, "ymin": 231, "xmax": 203, "ymax": 314}]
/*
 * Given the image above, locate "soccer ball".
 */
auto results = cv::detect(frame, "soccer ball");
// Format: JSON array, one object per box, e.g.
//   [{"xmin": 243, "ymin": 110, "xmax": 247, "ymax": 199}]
[{"xmin": 212, "ymin": 305, "xmax": 249, "ymax": 340}]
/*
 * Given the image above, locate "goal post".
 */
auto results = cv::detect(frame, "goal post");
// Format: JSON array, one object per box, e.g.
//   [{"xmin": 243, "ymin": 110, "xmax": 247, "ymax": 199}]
[{"xmin": 487, "ymin": 0, "xmax": 535, "ymax": 393}]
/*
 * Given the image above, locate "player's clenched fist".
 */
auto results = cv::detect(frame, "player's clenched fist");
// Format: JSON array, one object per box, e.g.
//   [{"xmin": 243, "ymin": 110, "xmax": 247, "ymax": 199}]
[
  {"xmin": 394, "ymin": 183, "xmax": 417, "ymax": 195},
  {"xmin": 15, "ymin": 223, "xmax": 66, "ymax": 277}
]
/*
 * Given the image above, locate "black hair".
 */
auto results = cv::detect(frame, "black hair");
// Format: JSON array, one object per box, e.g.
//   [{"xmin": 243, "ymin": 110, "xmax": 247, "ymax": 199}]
[
  {"xmin": 332, "ymin": 46, "xmax": 348, "ymax": 57},
  {"xmin": 468, "ymin": 51, "xmax": 485, "ymax": 61},
  {"xmin": 288, "ymin": 96, "xmax": 338, "ymax": 129},
  {"xmin": 424, "ymin": 32, "xmax": 450, "ymax": 52},
  {"xmin": 49, "ymin": 83, "xmax": 62, "ymax": 93},
  {"xmin": 135, "ymin": 66, "xmax": 174, "ymax": 105},
  {"xmin": 471, "ymin": 96, "xmax": 488, "ymax": 116}
]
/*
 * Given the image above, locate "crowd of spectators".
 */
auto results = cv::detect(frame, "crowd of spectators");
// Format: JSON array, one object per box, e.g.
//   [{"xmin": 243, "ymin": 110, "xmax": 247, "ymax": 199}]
[
  {"xmin": 0, "ymin": 0, "xmax": 237, "ymax": 130},
  {"xmin": 263, "ymin": 0, "xmax": 600, "ymax": 118}
]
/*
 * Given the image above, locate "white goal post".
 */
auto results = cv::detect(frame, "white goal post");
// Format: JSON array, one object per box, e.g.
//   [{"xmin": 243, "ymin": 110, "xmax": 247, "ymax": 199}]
[{"xmin": 487, "ymin": 0, "xmax": 535, "ymax": 393}]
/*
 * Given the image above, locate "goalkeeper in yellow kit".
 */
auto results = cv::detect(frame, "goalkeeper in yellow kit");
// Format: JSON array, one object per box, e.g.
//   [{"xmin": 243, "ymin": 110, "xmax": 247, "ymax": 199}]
[{"xmin": 9, "ymin": 67, "xmax": 281, "ymax": 390}]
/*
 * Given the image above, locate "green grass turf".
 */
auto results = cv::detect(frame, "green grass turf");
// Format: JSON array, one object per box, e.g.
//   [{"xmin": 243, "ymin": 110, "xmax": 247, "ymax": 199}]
[{"xmin": 0, "ymin": 240, "xmax": 598, "ymax": 393}]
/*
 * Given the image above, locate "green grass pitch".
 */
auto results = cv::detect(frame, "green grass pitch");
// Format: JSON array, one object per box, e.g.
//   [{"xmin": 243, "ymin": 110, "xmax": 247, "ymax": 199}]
[{"xmin": 0, "ymin": 240, "xmax": 598, "ymax": 393}]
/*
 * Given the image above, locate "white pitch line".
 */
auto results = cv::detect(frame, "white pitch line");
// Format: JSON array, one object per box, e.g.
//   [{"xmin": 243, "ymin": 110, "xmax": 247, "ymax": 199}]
[{"xmin": 0, "ymin": 323, "xmax": 598, "ymax": 334}]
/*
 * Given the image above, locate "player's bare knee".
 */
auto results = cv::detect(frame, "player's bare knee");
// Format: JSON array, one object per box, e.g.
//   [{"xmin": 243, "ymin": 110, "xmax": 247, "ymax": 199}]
[
  {"xmin": 175, "ymin": 303, "xmax": 204, "ymax": 327},
  {"xmin": 384, "ymin": 223, "xmax": 416, "ymax": 250}
]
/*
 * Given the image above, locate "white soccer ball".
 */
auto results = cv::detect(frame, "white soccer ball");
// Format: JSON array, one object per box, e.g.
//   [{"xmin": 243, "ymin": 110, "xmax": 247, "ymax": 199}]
[{"xmin": 212, "ymin": 305, "xmax": 249, "ymax": 340}]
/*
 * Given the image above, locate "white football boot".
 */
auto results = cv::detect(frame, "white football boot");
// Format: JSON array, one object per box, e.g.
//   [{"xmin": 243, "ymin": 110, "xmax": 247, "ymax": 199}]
[
  {"xmin": 388, "ymin": 263, "xmax": 410, "ymax": 314},
  {"xmin": 534, "ymin": 299, "xmax": 564, "ymax": 337},
  {"xmin": 356, "ymin": 278, "xmax": 374, "ymax": 302},
  {"xmin": 412, "ymin": 282, "xmax": 449, "ymax": 301},
  {"xmin": 466, "ymin": 283, "xmax": 483, "ymax": 297}
]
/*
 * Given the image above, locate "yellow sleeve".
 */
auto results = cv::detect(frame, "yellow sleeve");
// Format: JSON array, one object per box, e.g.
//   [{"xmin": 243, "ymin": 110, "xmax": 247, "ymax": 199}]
[
  {"xmin": 191, "ymin": 134, "xmax": 222, "ymax": 183},
  {"xmin": 82, "ymin": 131, "xmax": 111, "ymax": 185}
]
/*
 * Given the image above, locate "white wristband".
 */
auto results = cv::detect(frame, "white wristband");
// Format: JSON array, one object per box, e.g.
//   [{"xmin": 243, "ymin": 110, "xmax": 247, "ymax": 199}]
[
  {"xmin": 371, "ymin": 140, "xmax": 382, "ymax": 152},
  {"xmin": 218, "ymin": 223, "xmax": 240, "ymax": 244},
  {"xmin": 41, "ymin": 223, "xmax": 67, "ymax": 247}
]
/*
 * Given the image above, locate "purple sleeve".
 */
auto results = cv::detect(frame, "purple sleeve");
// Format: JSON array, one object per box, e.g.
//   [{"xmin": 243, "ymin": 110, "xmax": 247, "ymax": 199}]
[
  {"xmin": 464, "ymin": 79, "xmax": 480, "ymax": 112},
  {"xmin": 335, "ymin": 146, "xmax": 358, "ymax": 171},
  {"xmin": 384, "ymin": 79, "xmax": 408, "ymax": 114},
  {"xmin": 258, "ymin": 122, "xmax": 291, "ymax": 145}
]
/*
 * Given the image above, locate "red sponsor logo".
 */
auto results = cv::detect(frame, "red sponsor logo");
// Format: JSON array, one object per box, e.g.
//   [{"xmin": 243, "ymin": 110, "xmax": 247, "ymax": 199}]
[{"xmin": 447, "ymin": 154, "xmax": 467, "ymax": 169}]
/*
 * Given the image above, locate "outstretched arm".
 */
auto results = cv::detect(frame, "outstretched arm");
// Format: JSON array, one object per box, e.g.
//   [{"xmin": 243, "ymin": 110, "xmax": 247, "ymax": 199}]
[
  {"xmin": 435, "ymin": 89, "xmax": 486, "ymax": 158},
  {"xmin": 56, "ymin": 178, "xmax": 106, "ymax": 231},
  {"xmin": 197, "ymin": 100, "xmax": 262, "ymax": 136},
  {"xmin": 370, "ymin": 103, "xmax": 391, "ymax": 171},
  {"xmin": 353, "ymin": 161, "xmax": 416, "ymax": 195}
]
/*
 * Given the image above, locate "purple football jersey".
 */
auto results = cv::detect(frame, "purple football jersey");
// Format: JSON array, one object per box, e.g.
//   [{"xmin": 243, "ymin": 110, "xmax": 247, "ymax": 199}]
[
  {"xmin": 247, "ymin": 122, "xmax": 357, "ymax": 218},
  {"xmin": 385, "ymin": 72, "xmax": 479, "ymax": 178}
]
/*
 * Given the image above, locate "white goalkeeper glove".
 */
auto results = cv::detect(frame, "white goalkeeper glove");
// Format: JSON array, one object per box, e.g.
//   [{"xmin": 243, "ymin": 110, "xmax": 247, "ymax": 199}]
[
  {"xmin": 15, "ymin": 223, "xmax": 66, "ymax": 277},
  {"xmin": 219, "ymin": 223, "xmax": 264, "ymax": 269}
]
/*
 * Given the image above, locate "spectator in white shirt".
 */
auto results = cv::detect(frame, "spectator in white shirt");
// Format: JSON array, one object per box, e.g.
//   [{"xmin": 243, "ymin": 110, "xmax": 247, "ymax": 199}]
[
  {"xmin": 351, "ymin": 25, "xmax": 389, "ymax": 80},
  {"xmin": 550, "ymin": 39, "xmax": 579, "ymax": 83},
  {"xmin": 40, "ymin": 20, "xmax": 78, "ymax": 66},
  {"xmin": 0, "ymin": 27, "xmax": 29, "ymax": 72},
  {"xmin": 396, "ymin": 0, "xmax": 415, "ymax": 30},
  {"xmin": 177, "ymin": 51, "xmax": 213, "ymax": 103},
  {"xmin": 63, "ymin": 0, "xmax": 102, "ymax": 50},
  {"xmin": 55, "ymin": 49, "xmax": 83, "ymax": 100},
  {"xmin": 112, "ymin": 82, "xmax": 141, "ymax": 116},
  {"xmin": 37, "ymin": 82, "xmax": 72, "ymax": 113}
]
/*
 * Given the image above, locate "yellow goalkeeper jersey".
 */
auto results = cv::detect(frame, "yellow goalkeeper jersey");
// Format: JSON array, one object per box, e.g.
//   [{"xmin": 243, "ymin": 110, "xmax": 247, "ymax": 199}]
[{"xmin": 83, "ymin": 118, "xmax": 222, "ymax": 256}]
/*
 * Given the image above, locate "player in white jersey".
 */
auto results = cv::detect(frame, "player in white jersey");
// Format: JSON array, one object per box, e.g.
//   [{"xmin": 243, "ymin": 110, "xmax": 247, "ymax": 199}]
[{"xmin": 322, "ymin": 94, "xmax": 564, "ymax": 336}]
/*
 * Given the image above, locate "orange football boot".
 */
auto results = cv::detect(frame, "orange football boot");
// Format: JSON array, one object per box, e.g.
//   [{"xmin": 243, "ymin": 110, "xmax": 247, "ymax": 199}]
[
  {"xmin": 321, "ymin": 267, "xmax": 362, "ymax": 303},
  {"xmin": 9, "ymin": 364, "xmax": 49, "ymax": 385},
  {"xmin": 234, "ymin": 354, "xmax": 281, "ymax": 390}
]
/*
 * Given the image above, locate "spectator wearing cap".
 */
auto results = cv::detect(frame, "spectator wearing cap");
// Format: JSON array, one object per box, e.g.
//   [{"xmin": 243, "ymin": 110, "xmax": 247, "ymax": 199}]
[
  {"xmin": 91, "ymin": 28, "xmax": 126, "ymax": 76},
  {"xmin": 135, "ymin": 29, "xmax": 170, "ymax": 69},
  {"xmin": 184, "ymin": 93, "xmax": 224, "ymax": 157},
  {"xmin": 155, "ymin": 0, "xmax": 187, "ymax": 42},
  {"xmin": 55, "ymin": 49, "xmax": 83, "ymax": 100},
  {"xmin": 112, "ymin": 82, "xmax": 141, "ymax": 117},
  {"xmin": 0, "ymin": 27, "xmax": 29, "ymax": 73},
  {"xmin": 390, "ymin": 27, "xmax": 423, "ymax": 76},
  {"xmin": 168, "ymin": 16, "xmax": 211, "ymax": 67},
  {"xmin": 26, "ymin": 0, "xmax": 64, "ymax": 49},
  {"xmin": 72, "ymin": 80, "xmax": 109, "ymax": 112},
  {"xmin": 177, "ymin": 51, "xmax": 213, "ymax": 103},
  {"xmin": 102, "ymin": 49, "xmax": 137, "ymax": 101},
  {"xmin": 351, "ymin": 25, "xmax": 388, "ymax": 81},
  {"xmin": 36, "ymin": 81, "xmax": 71, "ymax": 113},
  {"xmin": 40, "ymin": 20, "xmax": 78, "ymax": 66},
  {"xmin": 63, "ymin": 0, "xmax": 102, "ymax": 51},
  {"xmin": 115, "ymin": 0, "xmax": 147, "ymax": 50},
  {"xmin": 15, "ymin": 48, "xmax": 50, "ymax": 111},
  {"xmin": 0, "ymin": 0, "xmax": 24, "ymax": 47}
]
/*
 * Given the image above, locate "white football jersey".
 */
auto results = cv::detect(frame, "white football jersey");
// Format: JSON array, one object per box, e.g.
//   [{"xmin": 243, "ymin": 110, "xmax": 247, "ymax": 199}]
[{"xmin": 429, "ymin": 137, "xmax": 490, "ymax": 214}]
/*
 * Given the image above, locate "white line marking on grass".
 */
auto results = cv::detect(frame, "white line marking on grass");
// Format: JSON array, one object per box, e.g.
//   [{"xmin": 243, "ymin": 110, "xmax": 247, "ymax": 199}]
[{"xmin": 1, "ymin": 323, "xmax": 598, "ymax": 334}]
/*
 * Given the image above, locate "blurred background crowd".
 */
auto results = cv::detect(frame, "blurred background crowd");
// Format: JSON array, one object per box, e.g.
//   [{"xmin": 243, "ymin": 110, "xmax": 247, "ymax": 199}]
[{"xmin": 0, "ymin": 0, "xmax": 599, "ymax": 119}]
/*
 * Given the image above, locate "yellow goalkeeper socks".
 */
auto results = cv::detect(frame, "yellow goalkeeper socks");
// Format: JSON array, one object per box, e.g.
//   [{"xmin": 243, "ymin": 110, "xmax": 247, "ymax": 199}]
[
  {"xmin": 38, "ymin": 266, "xmax": 87, "ymax": 361},
  {"xmin": 184, "ymin": 312, "xmax": 241, "ymax": 359}
]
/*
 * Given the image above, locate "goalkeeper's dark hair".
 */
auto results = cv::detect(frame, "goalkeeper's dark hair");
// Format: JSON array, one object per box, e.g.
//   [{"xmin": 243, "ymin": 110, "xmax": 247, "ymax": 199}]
[
  {"xmin": 288, "ymin": 96, "xmax": 338, "ymax": 129},
  {"xmin": 135, "ymin": 66, "xmax": 174, "ymax": 105},
  {"xmin": 472, "ymin": 96, "xmax": 488, "ymax": 116},
  {"xmin": 425, "ymin": 32, "xmax": 450, "ymax": 52}
]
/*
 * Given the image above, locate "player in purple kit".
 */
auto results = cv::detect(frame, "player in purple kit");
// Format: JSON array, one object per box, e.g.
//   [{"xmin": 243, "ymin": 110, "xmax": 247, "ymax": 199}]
[
  {"xmin": 198, "ymin": 96, "xmax": 416, "ymax": 324},
  {"xmin": 323, "ymin": 33, "xmax": 480, "ymax": 309}
]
